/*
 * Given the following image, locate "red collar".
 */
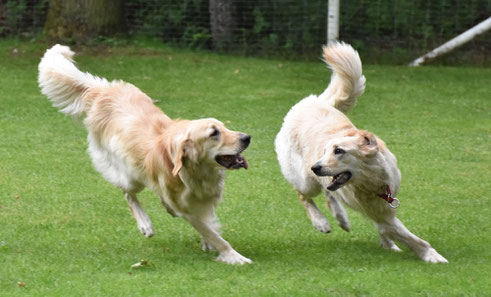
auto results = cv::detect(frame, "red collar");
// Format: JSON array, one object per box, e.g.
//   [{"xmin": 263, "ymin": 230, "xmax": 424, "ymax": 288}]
[{"xmin": 379, "ymin": 185, "xmax": 400, "ymax": 209}]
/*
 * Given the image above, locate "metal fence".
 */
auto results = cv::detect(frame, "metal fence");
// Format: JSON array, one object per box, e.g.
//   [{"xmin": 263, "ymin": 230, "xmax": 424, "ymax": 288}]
[{"xmin": 1, "ymin": 0, "xmax": 489, "ymax": 63}]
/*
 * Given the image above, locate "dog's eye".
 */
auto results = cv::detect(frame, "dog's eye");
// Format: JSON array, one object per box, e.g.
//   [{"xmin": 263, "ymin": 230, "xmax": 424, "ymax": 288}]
[
  {"xmin": 334, "ymin": 148, "xmax": 345, "ymax": 155},
  {"xmin": 209, "ymin": 128, "xmax": 220, "ymax": 138}
]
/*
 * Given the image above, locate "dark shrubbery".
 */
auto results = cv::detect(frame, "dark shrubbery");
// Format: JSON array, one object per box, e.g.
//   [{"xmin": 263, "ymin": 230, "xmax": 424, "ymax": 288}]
[
  {"xmin": 1, "ymin": 0, "xmax": 489, "ymax": 61},
  {"xmin": 0, "ymin": 0, "xmax": 48, "ymax": 37}
]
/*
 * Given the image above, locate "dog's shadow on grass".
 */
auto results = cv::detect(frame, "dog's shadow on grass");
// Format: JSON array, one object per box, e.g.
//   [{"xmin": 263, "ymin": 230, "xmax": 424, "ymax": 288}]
[{"xmin": 144, "ymin": 232, "xmax": 422, "ymax": 268}]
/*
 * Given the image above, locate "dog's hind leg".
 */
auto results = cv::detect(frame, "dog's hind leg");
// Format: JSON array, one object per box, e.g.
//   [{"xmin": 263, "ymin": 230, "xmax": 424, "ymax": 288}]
[
  {"xmin": 124, "ymin": 192, "xmax": 155, "ymax": 238},
  {"xmin": 298, "ymin": 192, "xmax": 331, "ymax": 233},
  {"xmin": 325, "ymin": 193, "xmax": 350, "ymax": 232},
  {"xmin": 375, "ymin": 217, "xmax": 447, "ymax": 263}
]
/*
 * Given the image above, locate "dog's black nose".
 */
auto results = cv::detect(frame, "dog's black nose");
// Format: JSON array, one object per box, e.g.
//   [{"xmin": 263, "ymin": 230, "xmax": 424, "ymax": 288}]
[
  {"xmin": 240, "ymin": 134, "xmax": 251, "ymax": 147},
  {"xmin": 311, "ymin": 163, "xmax": 323, "ymax": 175}
]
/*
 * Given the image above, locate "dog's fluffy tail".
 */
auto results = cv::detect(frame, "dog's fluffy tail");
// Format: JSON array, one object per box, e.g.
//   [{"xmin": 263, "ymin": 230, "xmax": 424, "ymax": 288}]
[
  {"xmin": 38, "ymin": 44, "xmax": 109, "ymax": 117},
  {"xmin": 318, "ymin": 42, "xmax": 366, "ymax": 114}
]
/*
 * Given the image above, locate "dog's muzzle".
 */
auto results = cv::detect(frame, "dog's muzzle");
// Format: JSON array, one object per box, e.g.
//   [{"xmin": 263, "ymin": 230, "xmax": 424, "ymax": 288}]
[
  {"xmin": 311, "ymin": 162, "xmax": 352, "ymax": 191},
  {"xmin": 215, "ymin": 134, "xmax": 251, "ymax": 170}
]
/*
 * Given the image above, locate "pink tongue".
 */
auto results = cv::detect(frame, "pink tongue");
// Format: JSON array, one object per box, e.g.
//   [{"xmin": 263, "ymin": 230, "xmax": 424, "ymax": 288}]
[{"xmin": 237, "ymin": 155, "xmax": 248, "ymax": 169}]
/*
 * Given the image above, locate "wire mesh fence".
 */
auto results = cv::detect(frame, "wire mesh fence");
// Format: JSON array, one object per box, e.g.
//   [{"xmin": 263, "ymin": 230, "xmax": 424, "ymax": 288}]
[
  {"xmin": 0, "ymin": 0, "xmax": 48, "ymax": 37},
  {"xmin": 1, "ymin": 0, "xmax": 489, "ymax": 63}
]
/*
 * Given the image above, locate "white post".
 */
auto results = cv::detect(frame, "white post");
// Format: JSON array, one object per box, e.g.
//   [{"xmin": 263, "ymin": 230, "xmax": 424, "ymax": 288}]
[
  {"xmin": 409, "ymin": 17, "xmax": 491, "ymax": 66},
  {"xmin": 327, "ymin": 0, "xmax": 340, "ymax": 44}
]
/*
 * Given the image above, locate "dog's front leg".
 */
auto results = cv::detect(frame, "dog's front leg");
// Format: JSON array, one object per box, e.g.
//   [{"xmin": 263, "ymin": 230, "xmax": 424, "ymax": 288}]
[
  {"xmin": 199, "ymin": 209, "xmax": 221, "ymax": 252},
  {"xmin": 298, "ymin": 192, "xmax": 331, "ymax": 233},
  {"xmin": 183, "ymin": 215, "xmax": 252, "ymax": 265},
  {"xmin": 159, "ymin": 196, "xmax": 178, "ymax": 217},
  {"xmin": 377, "ymin": 228, "xmax": 402, "ymax": 252},
  {"xmin": 325, "ymin": 194, "xmax": 350, "ymax": 232},
  {"xmin": 376, "ymin": 217, "xmax": 448, "ymax": 263}
]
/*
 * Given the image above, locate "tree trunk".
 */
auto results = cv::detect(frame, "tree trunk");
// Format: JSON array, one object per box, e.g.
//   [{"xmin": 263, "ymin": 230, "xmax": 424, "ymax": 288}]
[
  {"xmin": 209, "ymin": 0, "xmax": 235, "ymax": 50},
  {"xmin": 44, "ymin": 0, "xmax": 124, "ymax": 41}
]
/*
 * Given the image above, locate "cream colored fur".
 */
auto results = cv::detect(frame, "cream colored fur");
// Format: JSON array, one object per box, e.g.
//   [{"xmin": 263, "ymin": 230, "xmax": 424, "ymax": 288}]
[
  {"xmin": 275, "ymin": 42, "xmax": 447, "ymax": 263},
  {"xmin": 39, "ymin": 44, "xmax": 252, "ymax": 264}
]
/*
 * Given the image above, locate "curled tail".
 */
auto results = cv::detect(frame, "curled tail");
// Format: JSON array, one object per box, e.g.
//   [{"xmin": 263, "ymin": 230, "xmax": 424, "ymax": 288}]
[
  {"xmin": 38, "ymin": 44, "xmax": 108, "ymax": 117},
  {"xmin": 318, "ymin": 42, "xmax": 366, "ymax": 114}
]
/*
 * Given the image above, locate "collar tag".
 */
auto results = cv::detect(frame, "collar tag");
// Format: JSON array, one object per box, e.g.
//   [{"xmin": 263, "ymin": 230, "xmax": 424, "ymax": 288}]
[
  {"xmin": 389, "ymin": 197, "xmax": 400, "ymax": 209},
  {"xmin": 379, "ymin": 185, "xmax": 400, "ymax": 209}
]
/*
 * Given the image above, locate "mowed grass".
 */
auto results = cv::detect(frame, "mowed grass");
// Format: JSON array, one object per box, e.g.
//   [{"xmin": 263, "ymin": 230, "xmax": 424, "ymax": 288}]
[{"xmin": 0, "ymin": 40, "xmax": 490, "ymax": 296}]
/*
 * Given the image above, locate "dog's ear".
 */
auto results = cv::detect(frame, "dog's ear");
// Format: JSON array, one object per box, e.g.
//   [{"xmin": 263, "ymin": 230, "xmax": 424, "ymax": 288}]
[
  {"xmin": 171, "ymin": 135, "xmax": 194, "ymax": 176},
  {"xmin": 360, "ymin": 132, "xmax": 378, "ymax": 157}
]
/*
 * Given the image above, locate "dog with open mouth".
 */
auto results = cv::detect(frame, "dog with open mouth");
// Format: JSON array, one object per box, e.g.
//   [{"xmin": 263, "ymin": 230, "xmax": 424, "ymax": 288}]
[
  {"xmin": 275, "ymin": 42, "xmax": 447, "ymax": 263},
  {"xmin": 38, "ymin": 45, "xmax": 252, "ymax": 264}
]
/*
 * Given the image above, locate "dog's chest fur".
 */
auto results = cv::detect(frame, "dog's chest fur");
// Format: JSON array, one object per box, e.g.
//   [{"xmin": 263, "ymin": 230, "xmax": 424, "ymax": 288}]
[
  {"xmin": 158, "ymin": 165, "xmax": 225, "ymax": 214},
  {"xmin": 180, "ymin": 166, "xmax": 225, "ymax": 201}
]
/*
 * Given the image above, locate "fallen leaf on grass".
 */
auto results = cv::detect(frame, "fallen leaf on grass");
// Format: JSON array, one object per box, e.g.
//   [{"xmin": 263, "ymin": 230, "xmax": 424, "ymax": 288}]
[
  {"xmin": 131, "ymin": 259, "xmax": 154, "ymax": 269},
  {"xmin": 234, "ymin": 69, "xmax": 240, "ymax": 75},
  {"xmin": 17, "ymin": 281, "xmax": 25, "ymax": 287}
]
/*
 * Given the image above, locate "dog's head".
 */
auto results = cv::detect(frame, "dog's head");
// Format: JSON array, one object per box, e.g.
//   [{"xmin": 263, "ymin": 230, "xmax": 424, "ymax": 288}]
[
  {"xmin": 171, "ymin": 118, "xmax": 250, "ymax": 176},
  {"xmin": 311, "ymin": 130, "xmax": 379, "ymax": 191}
]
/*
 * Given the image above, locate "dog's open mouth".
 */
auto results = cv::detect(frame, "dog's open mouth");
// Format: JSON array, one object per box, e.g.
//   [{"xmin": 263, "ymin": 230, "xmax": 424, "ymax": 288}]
[
  {"xmin": 215, "ymin": 154, "xmax": 248, "ymax": 170},
  {"xmin": 326, "ymin": 171, "xmax": 352, "ymax": 191}
]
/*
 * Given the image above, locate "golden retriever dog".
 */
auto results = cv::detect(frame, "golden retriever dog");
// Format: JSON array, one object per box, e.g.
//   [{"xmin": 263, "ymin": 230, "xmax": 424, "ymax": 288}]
[
  {"xmin": 38, "ymin": 45, "xmax": 252, "ymax": 264},
  {"xmin": 275, "ymin": 42, "xmax": 447, "ymax": 263}
]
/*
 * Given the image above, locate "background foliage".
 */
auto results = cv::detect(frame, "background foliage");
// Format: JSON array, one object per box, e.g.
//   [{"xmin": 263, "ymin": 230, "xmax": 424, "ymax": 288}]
[{"xmin": 0, "ymin": 0, "xmax": 489, "ymax": 63}]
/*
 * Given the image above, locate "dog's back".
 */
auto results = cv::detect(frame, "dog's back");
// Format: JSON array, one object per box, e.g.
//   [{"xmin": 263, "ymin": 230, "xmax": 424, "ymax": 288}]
[
  {"xmin": 38, "ymin": 45, "xmax": 169, "ymax": 191},
  {"xmin": 275, "ymin": 42, "xmax": 365, "ymax": 164}
]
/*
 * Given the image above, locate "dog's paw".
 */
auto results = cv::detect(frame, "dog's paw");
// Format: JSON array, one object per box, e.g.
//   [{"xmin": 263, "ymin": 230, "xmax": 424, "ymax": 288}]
[
  {"xmin": 382, "ymin": 243, "xmax": 402, "ymax": 252},
  {"xmin": 390, "ymin": 245, "xmax": 402, "ymax": 252},
  {"xmin": 138, "ymin": 223, "xmax": 154, "ymax": 238},
  {"xmin": 216, "ymin": 250, "xmax": 252, "ymax": 265},
  {"xmin": 422, "ymin": 248, "xmax": 448, "ymax": 263},
  {"xmin": 311, "ymin": 216, "xmax": 331, "ymax": 233},
  {"xmin": 380, "ymin": 239, "xmax": 402, "ymax": 252}
]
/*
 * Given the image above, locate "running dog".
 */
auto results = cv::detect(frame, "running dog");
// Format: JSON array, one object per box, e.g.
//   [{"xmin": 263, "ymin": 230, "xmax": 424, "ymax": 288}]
[
  {"xmin": 275, "ymin": 42, "xmax": 447, "ymax": 263},
  {"xmin": 39, "ymin": 45, "xmax": 252, "ymax": 264}
]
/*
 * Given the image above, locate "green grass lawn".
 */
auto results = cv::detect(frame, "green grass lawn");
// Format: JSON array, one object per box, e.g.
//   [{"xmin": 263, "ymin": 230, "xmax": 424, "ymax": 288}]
[{"xmin": 0, "ymin": 40, "xmax": 490, "ymax": 296}]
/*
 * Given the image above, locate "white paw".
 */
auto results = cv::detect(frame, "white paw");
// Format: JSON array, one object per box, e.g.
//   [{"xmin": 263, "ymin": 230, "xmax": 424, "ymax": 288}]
[
  {"xmin": 390, "ymin": 245, "xmax": 402, "ymax": 252},
  {"xmin": 422, "ymin": 248, "xmax": 448, "ymax": 263},
  {"xmin": 138, "ymin": 222, "xmax": 154, "ymax": 238},
  {"xmin": 216, "ymin": 250, "xmax": 252, "ymax": 265},
  {"xmin": 311, "ymin": 216, "xmax": 331, "ymax": 233},
  {"xmin": 384, "ymin": 244, "xmax": 402, "ymax": 252},
  {"xmin": 380, "ymin": 240, "xmax": 402, "ymax": 252}
]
